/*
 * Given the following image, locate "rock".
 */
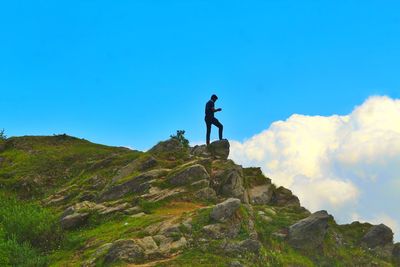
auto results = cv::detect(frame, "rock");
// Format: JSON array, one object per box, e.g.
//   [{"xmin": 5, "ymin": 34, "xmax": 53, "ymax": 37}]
[
  {"xmin": 195, "ymin": 187, "xmax": 217, "ymax": 202},
  {"xmin": 100, "ymin": 169, "xmax": 169, "ymax": 201},
  {"xmin": 60, "ymin": 212, "xmax": 90, "ymax": 230},
  {"xmin": 361, "ymin": 224, "xmax": 394, "ymax": 249},
  {"xmin": 191, "ymin": 145, "xmax": 211, "ymax": 158},
  {"xmin": 124, "ymin": 206, "xmax": 142, "ymax": 215},
  {"xmin": 139, "ymin": 156, "xmax": 158, "ymax": 171},
  {"xmin": 167, "ymin": 164, "xmax": 210, "ymax": 186},
  {"xmin": 222, "ymin": 239, "xmax": 261, "ymax": 256},
  {"xmin": 212, "ymin": 161, "xmax": 245, "ymax": 200},
  {"xmin": 288, "ymin": 210, "xmax": 333, "ymax": 251},
  {"xmin": 229, "ymin": 261, "xmax": 244, "ymax": 267},
  {"xmin": 99, "ymin": 202, "xmax": 130, "ymax": 215},
  {"xmin": 210, "ymin": 198, "xmax": 241, "ymax": 222},
  {"xmin": 207, "ymin": 139, "xmax": 230, "ymax": 159},
  {"xmin": 248, "ymin": 184, "xmax": 274, "ymax": 205},
  {"xmin": 191, "ymin": 179, "xmax": 210, "ymax": 189},
  {"xmin": 239, "ymin": 239, "xmax": 262, "ymax": 254},
  {"xmin": 148, "ymin": 138, "xmax": 189, "ymax": 160},
  {"xmin": 393, "ymin": 243, "xmax": 400, "ymax": 263},
  {"xmin": 202, "ymin": 224, "xmax": 226, "ymax": 239},
  {"xmin": 131, "ymin": 212, "xmax": 146, "ymax": 218},
  {"xmin": 104, "ymin": 239, "xmax": 145, "ymax": 264},
  {"xmin": 271, "ymin": 186, "xmax": 300, "ymax": 207}
]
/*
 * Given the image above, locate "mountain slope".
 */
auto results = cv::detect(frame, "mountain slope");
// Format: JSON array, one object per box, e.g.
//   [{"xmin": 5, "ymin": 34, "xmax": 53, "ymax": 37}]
[{"xmin": 0, "ymin": 135, "xmax": 399, "ymax": 267}]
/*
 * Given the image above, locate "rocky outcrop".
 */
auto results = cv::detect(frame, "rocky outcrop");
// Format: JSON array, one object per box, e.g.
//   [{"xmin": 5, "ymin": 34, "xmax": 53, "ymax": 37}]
[
  {"xmin": 248, "ymin": 184, "xmax": 274, "ymax": 205},
  {"xmin": 99, "ymin": 169, "xmax": 169, "ymax": 201},
  {"xmin": 271, "ymin": 186, "xmax": 300, "ymax": 207},
  {"xmin": 167, "ymin": 164, "xmax": 210, "ymax": 186},
  {"xmin": 211, "ymin": 160, "xmax": 245, "ymax": 200},
  {"xmin": 207, "ymin": 139, "xmax": 230, "ymax": 159},
  {"xmin": 190, "ymin": 145, "xmax": 211, "ymax": 158},
  {"xmin": 148, "ymin": 138, "xmax": 189, "ymax": 160},
  {"xmin": 393, "ymin": 243, "xmax": 400, "ymax": 264},
  {"xmin": 210, "ymin": 198, "xmax": 241, "ymax": 222},
  {"xmin": 361, "ymin": 224, "xmax": 394, "ymax": 249},
  {"xmin": 104, "ymin": 239, "xmax": 146, "ymax": 264},
  {"xmin": 288, "ymin": 210, "xmax": 333, "ymax": 251},
  {"xmin": 104, "ymin": 235, "xmax": 187, "ymax": 265}
]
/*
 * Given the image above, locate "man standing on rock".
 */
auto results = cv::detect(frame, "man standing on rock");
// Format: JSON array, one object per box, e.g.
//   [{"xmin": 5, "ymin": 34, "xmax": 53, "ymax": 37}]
[{"xmin": 205, "ymin": 94, "xmax": 223, "ymax": 145}]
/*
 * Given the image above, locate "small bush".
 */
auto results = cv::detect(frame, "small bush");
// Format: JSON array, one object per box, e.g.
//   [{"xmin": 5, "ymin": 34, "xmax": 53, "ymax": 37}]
[
  {"xmin": 170, "ymin": 130, "xmax": 189, "ymax": 148},
  {"xmin": 0, "ymin": 129, "xmax": 6, "ymax": 141}
]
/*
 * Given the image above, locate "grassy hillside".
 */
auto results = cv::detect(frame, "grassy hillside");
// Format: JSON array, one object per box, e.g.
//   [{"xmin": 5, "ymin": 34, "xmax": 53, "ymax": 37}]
[{"xmin": 0, "ymin": 135, "xmax": 398, "ymax": 267}]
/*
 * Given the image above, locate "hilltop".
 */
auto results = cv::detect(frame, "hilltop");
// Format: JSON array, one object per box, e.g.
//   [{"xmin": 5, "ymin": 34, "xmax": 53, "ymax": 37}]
[{"xmin": 0, "ymin": 134, "xmax": 399, "ymax": 266}]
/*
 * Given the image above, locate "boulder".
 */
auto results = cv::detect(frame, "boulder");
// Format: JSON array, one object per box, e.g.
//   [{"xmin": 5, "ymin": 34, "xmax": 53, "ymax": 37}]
[
  {"xmin": 393, "ymin": 243, "xmax": 400, "ymax": 263},
  {"xmin": 148, "ymin": 138, "xmax": 189, "ymax": 160},
  {"xmin": 60, "ymin": 212, "xmax": 90, "ymax": 230},
  {"xmin": 248, "ymin": 184, "xmax": 274, "ymax": 205},
  {"xmin": 195, "ymin": 187, "xmax": 217, "ymax": 202},
  {"xmin": 361, "ymin": 224, "xmax": 394, "ymax": 249},
  {"xmin": 100, "ymin": 169, "xmax": 169, "ymax": 201},
  {"xmin": 207, "ymin": 139, "xmax": 230, "ymax": 159},
  {"xmin": 212, "ymin": 161, "xmax": 245, "ymax": 200},
  {"xmin": 210, "ymin": 198, "xmax": 241, "ymax": 222},
  {"xmin": 288, "ymin": 210, "xmax": 333, "ymax": 251},
  {"xmin": 271, "ymin": 186, "xmax": 300, "ymax": 207},
  {"xmin": 167, "ymin": 164, "xmax": 210, "ymax": 186},
  {"xmin": 239, "ymin": 239, "xmax": 262, "ymax": 254},
  {"xmin": 191, "ymin": 145, "xmax": 211, "ymax": 158},
  {"xmin": 104, "ymin": 239, "xmax": 145, "ymax": 264}
]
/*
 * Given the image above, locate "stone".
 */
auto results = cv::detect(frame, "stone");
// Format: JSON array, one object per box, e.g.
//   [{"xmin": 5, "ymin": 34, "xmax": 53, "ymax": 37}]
[
  {"xmin": 393, "ymin": 243, "xmax": 400, "ymax": 263},
  {"xmin": 239, "ymin": 239, "xmax": 262, "ymax": 254},
  {"xmin": 212, "ymin": 161, "xmax": 245, "ymax": 200},
  {"xmin": 148, "ymin": 138, "xmax": 189, "ymax": 160},
  {"xmin": 229, "ymin": 261, "xmax": 244, "ymax": 267},
  {"xmin": 271, "ymin": 186, "xmax": 300, "ymax": 207},
  {"xmin": 210, "ymin": 198, "xmax": 241, "ymax": 222},
  {"xmin": 104, "ymin": 239, "xmax": 145, "ymax": 264},
  {"xmin": 248, "ymin": 184, "xmax": 274, "ymax": 205},
  {"xmin": 288, "ymin": 210, "xmax": 333, "ymax": 251},
  {"xmin": 202, "ymin": 224, "xmax": 226, "ymax": 239},
  {"xmin": 207, "ymin": 139, "xmax": 230, "ymax": 159},
  {"xmin": 131, "ymin": 212, "xmax": 146, "ymax": 218},
  {"xmin": 60, "ymin": 212, "xmax": 90, "ymax": 230},
  {"xmin": 191, "ymin": 179, "xmax": 210, "ymax": 189},
  {"xmin": 191, "ymin": 145, "xmax": 211, "ymax": 158},
  {"xmin": 139, "ymin": 156, "xmax": 158, "ymax": 171},
  {"xmin": 100, "ymin": 169, "xmax": 169, "ymax": 201},
  {"xmin": 124, "ymin": 206, "xmax": 142, "ymax": 215},
  {"xmin": 195, "ymin": 187, "xmax": 217, "ymax": 202},
  {"xmin": 167, "ymin": 164, "xmax": 210, "ymax": 186},
  {"xmin": 361, "ymin": 224, "xmax": 394, "ymax": 249},
  {"xmin": 99, "ymin": 202, "xmax": 130, "ymax": 215}
]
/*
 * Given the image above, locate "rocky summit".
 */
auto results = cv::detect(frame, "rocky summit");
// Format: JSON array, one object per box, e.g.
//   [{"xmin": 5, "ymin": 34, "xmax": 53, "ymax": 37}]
[{"xmin": 0, "ymin": 135, "xmax": 399, "ymax": 266}]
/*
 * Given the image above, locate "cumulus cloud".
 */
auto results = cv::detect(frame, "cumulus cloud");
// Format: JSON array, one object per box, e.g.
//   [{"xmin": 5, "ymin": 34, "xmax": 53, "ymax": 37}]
[{"xmin": 230, "ymin": 96, "xmax": 400, "ymax": 241}]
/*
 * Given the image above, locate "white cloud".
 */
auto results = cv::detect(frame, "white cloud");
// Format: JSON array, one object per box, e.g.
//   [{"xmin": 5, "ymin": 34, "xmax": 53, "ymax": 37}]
[{"xmin": 230, "ymin": 96, "xmax": 400, "ymax": 241}]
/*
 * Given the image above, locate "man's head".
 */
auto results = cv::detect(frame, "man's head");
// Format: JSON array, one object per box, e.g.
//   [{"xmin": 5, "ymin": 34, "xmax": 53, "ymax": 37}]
[{"xmin": 211, "ymin": 94, "xmax": 218, "ymax": 102}]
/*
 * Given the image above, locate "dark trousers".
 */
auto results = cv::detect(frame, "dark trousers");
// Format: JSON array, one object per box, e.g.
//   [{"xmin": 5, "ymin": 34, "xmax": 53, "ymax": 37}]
[{"xmin": 205, "ymin": 118, "xmax": 223, "ymax": 145}]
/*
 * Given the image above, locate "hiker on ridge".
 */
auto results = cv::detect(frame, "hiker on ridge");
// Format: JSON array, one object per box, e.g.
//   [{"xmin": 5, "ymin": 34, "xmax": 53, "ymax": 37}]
[{"xmin": 205, "ymin": 94, "xmax": 223, "ymax": 145}]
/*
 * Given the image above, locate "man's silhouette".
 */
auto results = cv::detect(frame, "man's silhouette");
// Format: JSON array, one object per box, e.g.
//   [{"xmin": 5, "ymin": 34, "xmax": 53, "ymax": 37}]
[{"xmin": 205, "ymin": 94, "xmax": 223, "ymax": 145}]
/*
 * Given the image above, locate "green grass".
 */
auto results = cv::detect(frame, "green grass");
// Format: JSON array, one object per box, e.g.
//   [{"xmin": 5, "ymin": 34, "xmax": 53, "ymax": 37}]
[{"xmin": 0, "ymin": 191, "xmax": 63, "ymax": 266}]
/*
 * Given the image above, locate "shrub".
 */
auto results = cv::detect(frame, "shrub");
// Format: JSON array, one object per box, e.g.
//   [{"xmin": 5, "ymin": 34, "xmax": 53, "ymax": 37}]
[
  {"xmin": 170, "ymin": 130, "xmax": 189, "ymax": 148},
  {"xmin": 0, "ymin": 129, "xmax": 6, "ymax": 141}
]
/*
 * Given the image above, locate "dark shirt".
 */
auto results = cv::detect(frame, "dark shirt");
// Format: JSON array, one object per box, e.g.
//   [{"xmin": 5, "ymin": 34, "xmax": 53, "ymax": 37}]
[{"xmin": 205, "ymin": 100, "xmax": 215, "ymax": 121}]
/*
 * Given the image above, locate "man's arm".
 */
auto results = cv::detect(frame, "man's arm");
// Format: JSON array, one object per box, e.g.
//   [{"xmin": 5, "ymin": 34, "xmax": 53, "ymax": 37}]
[{"xmin": 213, "ymin": 108, "xmax": 222, "ymax": 112}]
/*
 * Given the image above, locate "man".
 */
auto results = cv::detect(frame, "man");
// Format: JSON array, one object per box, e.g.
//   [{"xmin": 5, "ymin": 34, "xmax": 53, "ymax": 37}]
[{"xmin": 205, "ymin": 94, "xmax": 223, "ymax": 145}]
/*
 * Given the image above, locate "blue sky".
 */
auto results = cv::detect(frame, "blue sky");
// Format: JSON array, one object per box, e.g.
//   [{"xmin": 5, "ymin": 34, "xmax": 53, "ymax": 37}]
[{"xmin": 1, "ymin": 1, "xmax": 400, "ymax": 150}]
